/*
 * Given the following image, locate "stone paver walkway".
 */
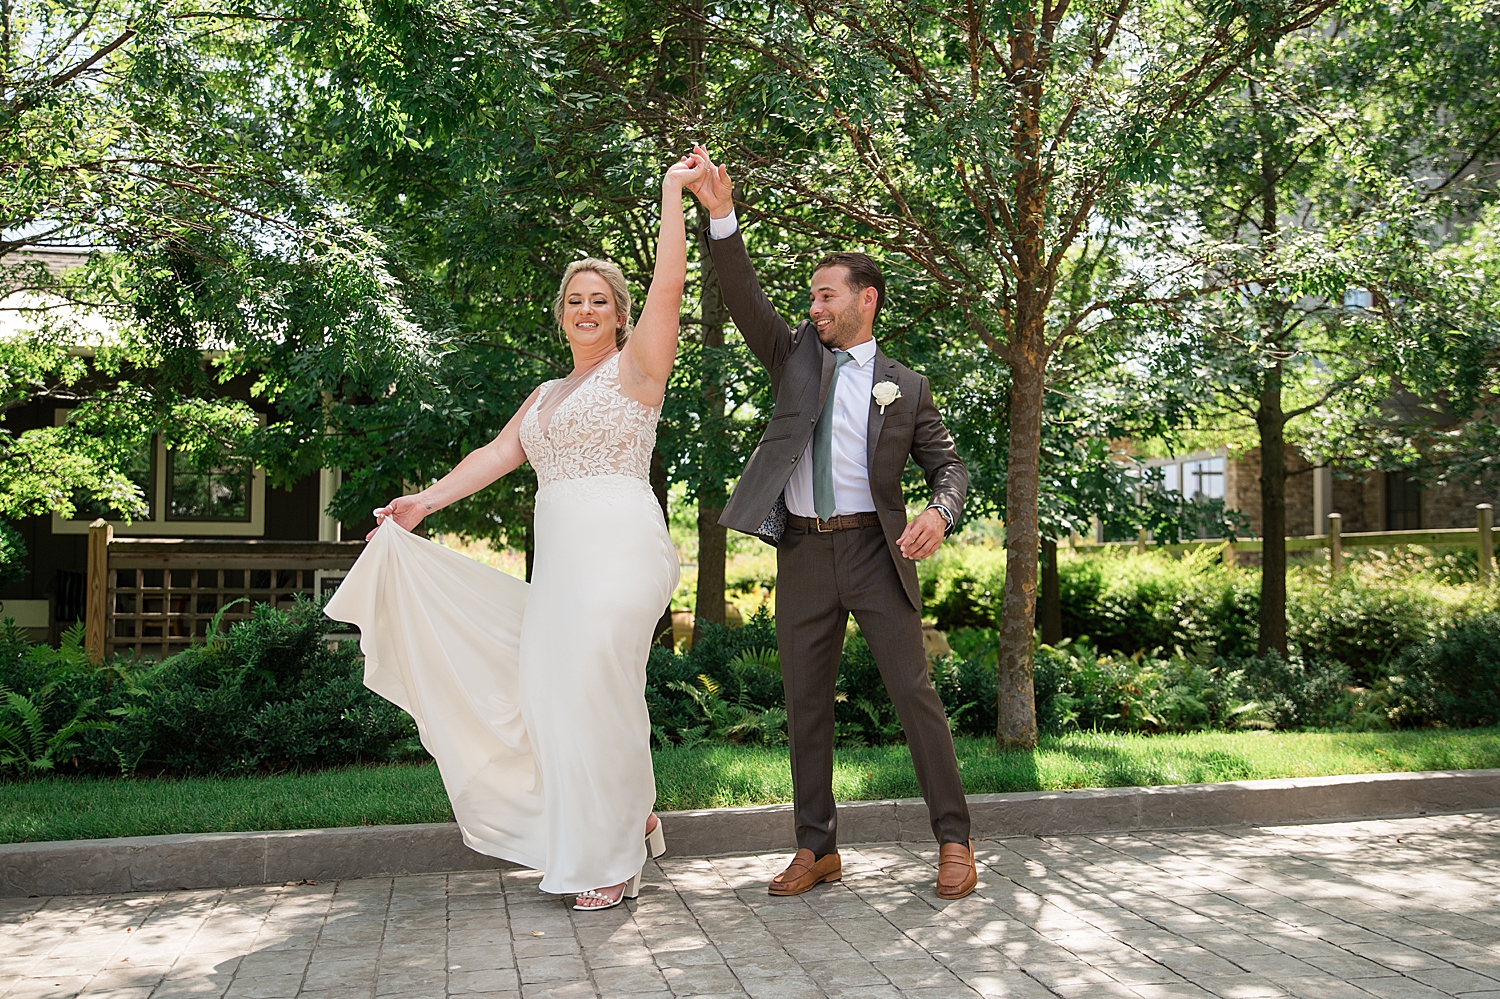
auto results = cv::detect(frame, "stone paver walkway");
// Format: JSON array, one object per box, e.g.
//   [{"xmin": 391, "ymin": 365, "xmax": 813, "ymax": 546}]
[{"xmin": 4, "ymin": 811, "xmax": 1500, "ymax": 999}]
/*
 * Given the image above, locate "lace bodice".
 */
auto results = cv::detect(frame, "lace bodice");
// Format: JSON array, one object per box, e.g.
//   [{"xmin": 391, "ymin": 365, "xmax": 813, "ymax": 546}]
[{"xmin": 520, "ymin": 353, "xmax": 660, "ymax": 488}]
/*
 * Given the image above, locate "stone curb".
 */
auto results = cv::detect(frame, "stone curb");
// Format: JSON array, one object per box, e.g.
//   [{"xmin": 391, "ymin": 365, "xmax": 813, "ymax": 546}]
[{"xmin": 5, "ymin": 768, "xmax": 1498, "ymax": 897}]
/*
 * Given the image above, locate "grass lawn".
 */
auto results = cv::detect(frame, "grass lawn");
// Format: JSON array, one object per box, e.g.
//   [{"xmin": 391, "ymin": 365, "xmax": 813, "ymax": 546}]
[{"xmin": 4, "ymin": 727, "xmax": 1498, "ymax": 844}]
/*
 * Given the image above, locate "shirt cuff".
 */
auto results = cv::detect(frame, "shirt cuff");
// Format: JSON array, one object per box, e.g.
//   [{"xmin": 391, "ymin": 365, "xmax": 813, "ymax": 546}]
[
  {"xmin": 707, "ymin": 209, "xmax": 739, "ymax": 240},
  {"xmin": 927, "ymin": 503, "xmax": 955, "ymax": 535}
]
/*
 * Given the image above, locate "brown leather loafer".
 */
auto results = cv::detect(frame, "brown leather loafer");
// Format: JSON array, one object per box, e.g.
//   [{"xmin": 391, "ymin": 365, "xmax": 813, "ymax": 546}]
[
  {"xmin": 768, "ymin": 848, "xmax": 842, "ymax": 896},
  {"xmin": 936, "ymin": 840, "xmax": 977, "ymax": 899}
]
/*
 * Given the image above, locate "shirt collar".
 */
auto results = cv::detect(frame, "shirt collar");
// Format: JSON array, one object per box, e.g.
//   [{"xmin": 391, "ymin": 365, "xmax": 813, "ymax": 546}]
[{"xmin": 843, "ymin": 338, "xmax": 878, "ymax": 366}]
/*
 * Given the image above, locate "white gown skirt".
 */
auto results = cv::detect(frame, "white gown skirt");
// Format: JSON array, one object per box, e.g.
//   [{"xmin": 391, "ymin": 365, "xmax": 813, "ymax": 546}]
[{"xmin": 325, "ymin": 473, "xmax": 678, "ymax": 893}]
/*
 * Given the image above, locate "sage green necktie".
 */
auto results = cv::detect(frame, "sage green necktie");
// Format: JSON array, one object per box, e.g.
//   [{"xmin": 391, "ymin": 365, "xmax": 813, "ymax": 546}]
[{"xmin": 813, "ymin": 349, "xmax": 854, "ymax": 521}]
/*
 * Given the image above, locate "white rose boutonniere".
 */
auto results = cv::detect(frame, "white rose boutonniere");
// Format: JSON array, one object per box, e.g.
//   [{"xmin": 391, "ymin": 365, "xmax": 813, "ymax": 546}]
[{"xmin": 872, "ymin": 380, "xmax": 902, "ymax": 414}]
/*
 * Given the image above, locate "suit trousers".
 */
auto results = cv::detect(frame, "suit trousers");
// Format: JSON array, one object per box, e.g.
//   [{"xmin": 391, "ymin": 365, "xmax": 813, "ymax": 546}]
[{"xmin": 775, "ymin": 521, "xmax": 971, "ymax": 856}]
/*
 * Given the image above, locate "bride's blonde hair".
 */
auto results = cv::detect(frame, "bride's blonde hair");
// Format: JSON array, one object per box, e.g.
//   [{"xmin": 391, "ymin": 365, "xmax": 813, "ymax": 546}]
[{"xmin": 553, "ymin": 258, "xmax": 632, "ymax": 348}]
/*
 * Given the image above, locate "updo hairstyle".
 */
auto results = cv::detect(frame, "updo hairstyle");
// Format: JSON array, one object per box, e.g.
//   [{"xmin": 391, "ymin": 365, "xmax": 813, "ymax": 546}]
[{"xmin": 552, "ymin": 258, "xmax": 632, "ymax": 348}]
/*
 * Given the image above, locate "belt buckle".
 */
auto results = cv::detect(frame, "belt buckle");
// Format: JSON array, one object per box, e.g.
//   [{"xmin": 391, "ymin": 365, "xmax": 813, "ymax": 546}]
[{"xmin": 815, "ymin": 517, "xmax": 834, "ymax": 533}]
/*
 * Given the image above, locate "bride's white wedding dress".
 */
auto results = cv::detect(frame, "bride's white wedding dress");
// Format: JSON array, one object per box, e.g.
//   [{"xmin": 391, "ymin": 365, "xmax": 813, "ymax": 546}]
[{"xmin": 325, "ymin": 353, "xmax": 679, "ymax": 893}]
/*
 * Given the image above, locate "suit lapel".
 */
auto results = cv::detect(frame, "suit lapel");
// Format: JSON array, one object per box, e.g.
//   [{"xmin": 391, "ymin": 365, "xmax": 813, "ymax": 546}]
[
  {"xmin": 866, "ymin": 349, "xmax": 900, "ymax": 470},
  {"xmin": 816, "ymin": 341, "xmax": 836, "ymax": 410}
]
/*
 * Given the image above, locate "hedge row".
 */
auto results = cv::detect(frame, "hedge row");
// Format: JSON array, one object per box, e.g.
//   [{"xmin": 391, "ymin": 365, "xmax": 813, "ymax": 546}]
[{"xmin": 920, "ymin": 545, "xmax": 1488, "ymax": 682}]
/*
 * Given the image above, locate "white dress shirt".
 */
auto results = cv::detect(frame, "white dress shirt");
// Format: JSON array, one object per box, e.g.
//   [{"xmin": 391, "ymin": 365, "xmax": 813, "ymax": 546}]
[
  {"xmin": 710, "ymin": 210, "xmax": 955, "ymax": 530},
  {"xmin": 787, "ymin": 338, "xmax": 878, "ymax": 517}
]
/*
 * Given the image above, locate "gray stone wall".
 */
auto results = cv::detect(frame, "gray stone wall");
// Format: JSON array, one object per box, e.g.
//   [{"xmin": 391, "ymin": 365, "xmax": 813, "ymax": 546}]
[{"xmin": 1421, "ymin": 478, "xmax": 1500, "ymax": 530}]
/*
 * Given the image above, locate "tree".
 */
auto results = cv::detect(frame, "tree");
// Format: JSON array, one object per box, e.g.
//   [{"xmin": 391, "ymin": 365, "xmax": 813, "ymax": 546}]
[
  {"xmin": 0, "ymin": 0, "xmax": 432, "ymax": 525},
  {"xmin": 1141, "ymin": 0, "xmax": 1500, "ymax": 653}
]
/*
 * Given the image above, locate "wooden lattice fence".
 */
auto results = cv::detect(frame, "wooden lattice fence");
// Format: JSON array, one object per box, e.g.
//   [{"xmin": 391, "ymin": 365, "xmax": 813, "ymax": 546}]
[{"xmin": 84, "ymin": 521, "xmax": 364, "ymax": 661}]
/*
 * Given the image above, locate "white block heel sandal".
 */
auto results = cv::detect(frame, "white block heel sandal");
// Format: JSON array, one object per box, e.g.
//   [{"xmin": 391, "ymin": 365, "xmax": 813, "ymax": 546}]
[{"xmin": 646, "ymin": 817, "xmax": 667, "ymax": 860}]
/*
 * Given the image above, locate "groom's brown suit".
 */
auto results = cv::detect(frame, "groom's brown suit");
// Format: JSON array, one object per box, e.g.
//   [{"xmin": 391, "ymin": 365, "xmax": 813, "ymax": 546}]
[{"xmin": 707, "ymin": 228, "xmax": 971, "ymax": 857}]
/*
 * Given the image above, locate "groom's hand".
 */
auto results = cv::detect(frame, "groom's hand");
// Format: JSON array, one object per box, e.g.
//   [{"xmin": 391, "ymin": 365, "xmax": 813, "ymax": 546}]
[
  {"xmin": 897, "ymin": 508, "xmax": 947, "ymax": 561},
  {"xmin": 687, "ymin": 144, "xmax": 734, "ymax": 219}
]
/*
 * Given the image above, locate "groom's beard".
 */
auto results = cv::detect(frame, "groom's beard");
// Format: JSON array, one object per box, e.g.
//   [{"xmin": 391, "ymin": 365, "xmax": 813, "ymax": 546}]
[{"xmin": 817, "ymin": 308, "xmax": 863, "ymax": 349}]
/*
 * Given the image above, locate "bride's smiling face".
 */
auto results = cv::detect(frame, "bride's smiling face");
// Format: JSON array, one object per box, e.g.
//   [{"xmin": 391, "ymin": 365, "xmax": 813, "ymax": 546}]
[{"xmin": 561, "ymin": 272, "xmax": 622, "ymax": 348}]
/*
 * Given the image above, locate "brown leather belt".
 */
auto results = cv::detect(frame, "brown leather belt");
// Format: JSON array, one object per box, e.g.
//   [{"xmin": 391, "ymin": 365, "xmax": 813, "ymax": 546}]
[{"xmin": 787, "ymin": 512, "xmax": 881, "ymax": 533}]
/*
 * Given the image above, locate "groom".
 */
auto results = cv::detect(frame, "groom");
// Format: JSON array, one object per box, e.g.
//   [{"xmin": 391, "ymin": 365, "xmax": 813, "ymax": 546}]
[{"xmin": 686, "ymin": 148, "xmax": 977, "ymax": 900}]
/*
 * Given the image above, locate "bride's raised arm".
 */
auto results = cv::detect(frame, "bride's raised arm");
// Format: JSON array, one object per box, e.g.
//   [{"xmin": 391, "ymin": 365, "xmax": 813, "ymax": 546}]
[
  {"xmin": 370, "ymin": 385, "xmax": 541, "ymax": 538},
  {"xmin": 617, "ymin": 154, "xmax": 707, "ymax": 406}
]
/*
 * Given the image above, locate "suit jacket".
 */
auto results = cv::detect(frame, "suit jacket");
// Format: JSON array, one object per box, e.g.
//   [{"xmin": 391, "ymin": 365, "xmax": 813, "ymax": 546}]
[{"xmin": 707, "ymin": 228, "xmax": 968, "ymax": 611}]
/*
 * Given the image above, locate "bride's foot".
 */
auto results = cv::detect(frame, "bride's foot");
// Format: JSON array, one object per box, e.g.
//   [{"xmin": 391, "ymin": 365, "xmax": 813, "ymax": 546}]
[
  {"xmin": 573, "ymin": 867, "xmax": 644, "ymax": 911},
  {"xmin": 573, "ymin": 882, "xmax": 627, "ymax": 911}
]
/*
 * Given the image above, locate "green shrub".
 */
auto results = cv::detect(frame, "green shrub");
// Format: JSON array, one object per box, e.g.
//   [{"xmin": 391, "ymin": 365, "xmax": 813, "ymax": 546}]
[
  {"xmin": 925, "ymin": 545, "xmax": 1484, "ymax": 678},
  {"xmin": 725, "ymin": 550, "xmax": 777, "ymax": 598},
  {"xmin": 919, "ymin": 545, "xmax": 1006, "ymax": 631},
  {"xmin": 1288, "ymin": 561, "xmax": 1480, "ymax": 683},
  {"xmin": 0, "ymin": 601, "xmax": 420, "ymax": 778},
  {"xmin": 1231, "ymin": 649, "xmax": 1352, "ymax": 730},
  {"xmin": 647, "ymin": 608, "xmax": 784, "ymax": 747},
  {"xmin": 104, "ymin": 601, "xmax": 420, "ymax": 775},
  {"xmin": 1388, "ymin": 611, "xmax": 1500, "ymax": 728},
  {"xmin": 1059, "ymin": 549, "xmax": 1260, "ymax": 658},
  {"xmin": 0, "ymin": 681, "xmax": 111, "ymax": 775}
]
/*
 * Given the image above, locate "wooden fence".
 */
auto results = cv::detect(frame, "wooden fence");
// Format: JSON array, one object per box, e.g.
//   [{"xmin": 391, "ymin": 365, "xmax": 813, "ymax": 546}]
[
  {"xmin": 1083, "ymin": 504, "xmax": 1497, "ymax": 581},
  {"xmin": 84, "ymin": 520, "xmax": 365, "ymax": 662}
]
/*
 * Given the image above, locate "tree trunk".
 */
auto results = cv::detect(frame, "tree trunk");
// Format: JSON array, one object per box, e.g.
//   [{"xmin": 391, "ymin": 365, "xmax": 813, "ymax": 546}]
[
  {"xmin": 1038, "ymin": 535, "xmax": 1062, "ymax": 646},
  {"xmin": 692, "ymin": 211, "xmax": 729, "ymax": 643},
  {"xmin": 694, "ymin": 491, "xmax": 726, "ymax": 640},
  {"xmin": 994, "ymin": 13, "xmax": 1052, "ymax": 749},
  {"xmin": 650, "ymin": 446, "xmax": 675, "ymax": 648},
  {"xmin": 1256, "ymin": 363, "xmax": 1288, "ymax": 656},
  {"xmin": 1253, "ymin": 93, "xmax": 1288, "ymax": 657},
  {"xmin": 996, "ymin": 352, "xmax": 1045, "ymax": 749}
]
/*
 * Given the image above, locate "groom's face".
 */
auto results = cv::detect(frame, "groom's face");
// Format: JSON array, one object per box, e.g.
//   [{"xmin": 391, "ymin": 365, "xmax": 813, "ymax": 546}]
[{"xmin": 809, "ymin": 266, "xmax": 869, "ymax": 349}]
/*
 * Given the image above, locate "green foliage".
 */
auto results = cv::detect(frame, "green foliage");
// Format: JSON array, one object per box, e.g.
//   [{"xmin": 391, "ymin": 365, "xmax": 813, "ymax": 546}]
[
  {"xmin": 647, "ymin": 609, "xmax": 784, "ymax": 748},
  {"xmin": 924, "ymin": 547, "xmax": 1483, "ymax": 681},
  {"xmin": 1286, "ymin": 563, "xmax": 1466, "ymax": 683},
  {"xmin": 3, "ymin": 553, "xmax": 1494, "ymax": 785},
  {"xmin": 1059, "ymin": 550, "xmax": 1263, "ymax": 658},
  {"xmin": 0, "ymin": 521, "xmax": 26, "ymax": 588},
  {"xmin": 1388, "ymin": 612, "xmax": 1500, "ymax": 729},
  {"xmin": 0, "ymin": 604, "xmax": 420, "ymax": 779},
  {"xmin": 0, "ymin": 682, "xmax": 111, "ymax": 776},
  {"xmin": 919, "ymin": 545, "xmax": 1007, "ymax": 631}
]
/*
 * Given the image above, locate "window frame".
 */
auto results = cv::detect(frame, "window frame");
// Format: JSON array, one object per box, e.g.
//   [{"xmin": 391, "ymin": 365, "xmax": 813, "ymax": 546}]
[
  {"xmin": 163, "ymin": 449, "xmax": 256, "ymax": 523},
  {"xmin": 51, "ymin": 408, "xmax": 267, "ymax": 537}
]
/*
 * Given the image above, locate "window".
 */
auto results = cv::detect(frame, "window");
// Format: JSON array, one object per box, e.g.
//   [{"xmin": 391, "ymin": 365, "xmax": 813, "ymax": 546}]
[
  {"xmin": 1161, "ymin": 464, "xmax": 1180, "ymax": 494},
  {"xmin": 1185, "ymin": 458, "xmax": 1225, "ymax": 500},
  {"xmin": 166, "ymin": 452, "xmax": 253, "ymax": 522},
  {"xmin": 52, "ymin": 408, "xmax": 267, "ymax": 537},
  {"xmin": 1386, "ymin": 471, "xmax": 1421, "ymax": 531}
]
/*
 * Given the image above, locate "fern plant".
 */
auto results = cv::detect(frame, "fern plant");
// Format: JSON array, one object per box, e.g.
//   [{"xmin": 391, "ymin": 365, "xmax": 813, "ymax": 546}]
[{"xmin": 0, "ymin": 682, "xmax": 113, "ymax": 775}]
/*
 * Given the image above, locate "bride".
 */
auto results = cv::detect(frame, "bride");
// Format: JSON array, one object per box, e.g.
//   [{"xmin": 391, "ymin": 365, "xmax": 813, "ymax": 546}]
[{"xmin": 325, "ymin": 153, "xmax": 707, "ymax": 910}]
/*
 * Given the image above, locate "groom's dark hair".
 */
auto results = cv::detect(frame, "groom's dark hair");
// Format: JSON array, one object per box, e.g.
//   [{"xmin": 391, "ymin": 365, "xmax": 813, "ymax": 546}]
[{"xmin": 813, "ymin": 252, "xmax": 885, "ymax": 321}]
